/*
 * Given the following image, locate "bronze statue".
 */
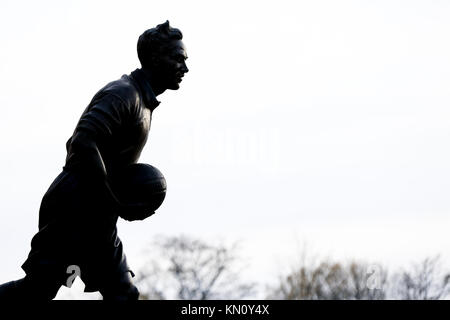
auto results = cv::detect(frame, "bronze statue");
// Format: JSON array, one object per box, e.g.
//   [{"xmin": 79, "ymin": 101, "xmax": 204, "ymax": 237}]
[{"xmin": 0, "ymin": 20, "xmax": 188, "ymax": 300}]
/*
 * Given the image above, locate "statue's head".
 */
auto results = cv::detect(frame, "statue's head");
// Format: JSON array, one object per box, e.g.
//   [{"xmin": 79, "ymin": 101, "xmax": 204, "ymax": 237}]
[{"xmin": 137, "ymin": 21, "xmax": 189, "ymax": 90}]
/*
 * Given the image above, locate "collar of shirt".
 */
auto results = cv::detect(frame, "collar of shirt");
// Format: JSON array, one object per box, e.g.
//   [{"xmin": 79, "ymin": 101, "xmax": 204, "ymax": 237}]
[{"xmin": 130, "ymin": 68, "xmax": 161, "ymax": 111}]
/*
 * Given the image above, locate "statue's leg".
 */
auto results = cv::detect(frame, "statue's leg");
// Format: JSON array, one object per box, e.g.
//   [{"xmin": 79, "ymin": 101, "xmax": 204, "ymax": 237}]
[
  {"xmin": 99, "ymin": 270, "xmax": 140, "ymax": 300},
  {"xmin": 80, "ymin": 238, "xmax": 140, "ymax": 301},
  {"xmin": 0, "ymin": 273, "xmax": 62, "ymax": 300},
  {"xmin": 0, "ymin": 279, "xmax": 23, "ymax": 299}
]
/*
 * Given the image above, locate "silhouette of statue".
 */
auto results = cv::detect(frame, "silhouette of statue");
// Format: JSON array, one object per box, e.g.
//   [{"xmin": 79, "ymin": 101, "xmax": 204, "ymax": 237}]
[{"xmin": 0, "ymin": 20, "xmax": 188, "ymax": 300}]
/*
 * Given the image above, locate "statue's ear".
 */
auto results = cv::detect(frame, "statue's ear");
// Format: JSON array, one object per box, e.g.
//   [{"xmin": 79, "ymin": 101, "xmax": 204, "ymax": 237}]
[{"xmin": 151, "ymin": 54, "xmax": 161, "ymax": 67}]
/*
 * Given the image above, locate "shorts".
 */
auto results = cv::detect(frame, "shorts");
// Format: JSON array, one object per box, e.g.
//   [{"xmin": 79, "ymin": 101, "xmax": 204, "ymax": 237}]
[{"xmin": 21, "ymin": 167, "xmax": 135, "ymax": 292}]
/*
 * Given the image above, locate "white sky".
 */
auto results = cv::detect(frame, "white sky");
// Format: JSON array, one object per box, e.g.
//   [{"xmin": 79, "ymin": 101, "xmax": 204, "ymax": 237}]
[{"xmin": 0, "ymin": 0, "xmax": 449, "ymax": 298}]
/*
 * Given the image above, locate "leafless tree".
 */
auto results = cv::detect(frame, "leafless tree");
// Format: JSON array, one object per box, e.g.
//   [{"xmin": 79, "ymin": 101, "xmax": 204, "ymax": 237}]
[
  {"xmin": 135, "ymin": 235, "xmax": 256, "ymax": 300},
  {"xmin": 267, "ymin": 259, "xmax": 387, "ymax": 300},
  {"xmin": 266, "ymin": 246, "xmax": 387, "ymax": 300},
  {"xmin": 267, "ymin": 248, "xmax": 450, "ymax": 300},
  {"xmin": 391, "ymin": 256, "xmax": 450, "ymax": 300}
]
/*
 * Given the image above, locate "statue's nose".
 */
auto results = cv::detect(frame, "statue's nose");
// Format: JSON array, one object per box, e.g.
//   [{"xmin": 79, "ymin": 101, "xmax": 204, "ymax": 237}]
[{"xmin": 182, "ymin": 62, "xmax": 189, "ymax": 74}]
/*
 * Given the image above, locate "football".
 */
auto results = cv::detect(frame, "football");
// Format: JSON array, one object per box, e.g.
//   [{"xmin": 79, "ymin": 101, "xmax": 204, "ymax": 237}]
[{"xmin": 110, "ymin": 163, "xmax": 167, "ymax": 214}]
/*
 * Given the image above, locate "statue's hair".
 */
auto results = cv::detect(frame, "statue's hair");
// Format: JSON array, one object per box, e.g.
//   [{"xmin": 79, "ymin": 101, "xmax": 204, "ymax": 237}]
[{"xmin": 137, "ymin": 20, "xmax": 183, "ymax": 68}]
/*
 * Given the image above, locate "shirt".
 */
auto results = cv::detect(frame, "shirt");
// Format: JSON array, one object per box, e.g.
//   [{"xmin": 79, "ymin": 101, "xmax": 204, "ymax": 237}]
[{"xmin": 64, "ymin": 68, "xmax": 160, "ymax": 175}]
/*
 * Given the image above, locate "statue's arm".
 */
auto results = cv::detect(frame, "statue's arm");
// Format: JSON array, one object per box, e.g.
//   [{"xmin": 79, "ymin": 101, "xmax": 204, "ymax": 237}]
[
  {"xmin": 70, "ymin": 129, "xmax": 120, "ymax": 205},
  {"xmin": 69, "ymin": 94, "xmax": 153, "ymax": 218}
]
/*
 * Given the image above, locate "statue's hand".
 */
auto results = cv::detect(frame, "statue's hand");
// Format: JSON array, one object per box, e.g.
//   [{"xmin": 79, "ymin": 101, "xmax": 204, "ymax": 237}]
[
  {"xmin": 103, "ymin": 179, "xmax": 155, "ymax": 221},
  {"xmin": 118, "ymin": 202, "xmax": 155, "ymax": 222}
]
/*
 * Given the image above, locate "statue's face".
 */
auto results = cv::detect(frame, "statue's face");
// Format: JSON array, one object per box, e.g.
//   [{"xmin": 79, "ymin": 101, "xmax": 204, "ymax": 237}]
[{"xmin": 156, "ymin": 39, "xmax": 189, "ymax": 90}]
